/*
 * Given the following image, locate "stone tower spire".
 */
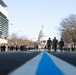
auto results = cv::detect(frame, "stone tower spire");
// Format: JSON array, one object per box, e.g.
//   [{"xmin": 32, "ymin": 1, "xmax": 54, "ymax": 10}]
[{"xmin": 42, "ymin": 25, "xmax": 44, "ymax": 30}]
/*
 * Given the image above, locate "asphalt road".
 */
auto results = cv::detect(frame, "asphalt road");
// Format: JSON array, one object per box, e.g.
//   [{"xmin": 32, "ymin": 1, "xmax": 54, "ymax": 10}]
[
  {"xmin": 48, "ymin": 51, "xmax": 76, "ymax": 67},
  {"xmin": 0, "ymin": 51, "xmax": 41, "ymax": 75},
  {"xmin": 0, "ymin": 50, "xmax": 76, "ymax": 75}
]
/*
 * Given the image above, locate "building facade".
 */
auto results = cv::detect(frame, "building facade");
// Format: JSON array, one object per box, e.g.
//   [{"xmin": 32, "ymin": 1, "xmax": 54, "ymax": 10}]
[
  {"xmin": 0, "ymin": 0, "xmax": 8, "ymax": 44},
  {"xmin": 37, "ymin": 25, "xmax": 48, "ymax": 49}
]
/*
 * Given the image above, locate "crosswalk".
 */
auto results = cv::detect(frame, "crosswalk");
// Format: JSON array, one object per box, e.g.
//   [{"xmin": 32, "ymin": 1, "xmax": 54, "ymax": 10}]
[{"xmin": 9, "ymin": 51, "xmax": 76, "ymax": 75}]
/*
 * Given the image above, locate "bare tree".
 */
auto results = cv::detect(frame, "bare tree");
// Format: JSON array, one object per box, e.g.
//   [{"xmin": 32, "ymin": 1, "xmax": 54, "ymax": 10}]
[
  {"xmin": 8, "ymin": 33, "xmax": 35, "ymax": 48},
  {"xmin": 60, "ymin": 14, "xmax": 76, "ymax": 48}
]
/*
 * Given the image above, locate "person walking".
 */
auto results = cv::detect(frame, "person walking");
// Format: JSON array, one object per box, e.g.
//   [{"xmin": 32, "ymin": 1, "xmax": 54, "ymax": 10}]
[
  {"xmin": 3, "ymin": 44, "xmax": 6, "ymax": 51},
  {"xmin": 59, "ymin": 39, "xmax": 64, "ymax": 52},
  {"xmin": 15, "ymin": 45, "xmax": 18, "ymax": 51},
  {"xmin": 52, "ymin": 37, "xmax": 58, "ymax": 52},
  {"xmin": 1, "ymin": 45, "xmax": 3, "ymax": 51},
  {"xmin": 47, "ymin": 38, "xmax": 52, "ymax": 51}
]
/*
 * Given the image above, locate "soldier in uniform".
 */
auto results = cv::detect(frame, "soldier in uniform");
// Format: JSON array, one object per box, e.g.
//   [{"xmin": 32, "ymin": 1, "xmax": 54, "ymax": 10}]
[
  {"xmin": 47, "ymin": 38, "xmax": 52, "ymax": 51},
  {"xmin": 59, "ymin": 39, "xmax": 64, "ymax": 52},
  {"xmin": 52, "ymin": 37, "xmax": 58, "ymax": 52}
]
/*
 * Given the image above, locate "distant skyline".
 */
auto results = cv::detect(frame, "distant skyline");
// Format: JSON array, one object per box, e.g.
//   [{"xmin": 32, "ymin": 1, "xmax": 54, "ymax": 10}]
[{"xmin": 3, "ymin": 0, "xmax": 76, "ymax": 40}]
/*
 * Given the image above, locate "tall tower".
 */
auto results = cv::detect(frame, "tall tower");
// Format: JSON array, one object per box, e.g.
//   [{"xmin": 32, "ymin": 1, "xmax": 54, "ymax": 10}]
[{"xmin": 0, "ymin": 0, "xmax": 8, "ymax": 44}]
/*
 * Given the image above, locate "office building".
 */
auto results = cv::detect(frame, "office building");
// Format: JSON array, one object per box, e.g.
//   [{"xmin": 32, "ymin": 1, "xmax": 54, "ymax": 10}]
[{"xmin": 0, "ymin": 0, "xmax": 8, "ymax": 44}]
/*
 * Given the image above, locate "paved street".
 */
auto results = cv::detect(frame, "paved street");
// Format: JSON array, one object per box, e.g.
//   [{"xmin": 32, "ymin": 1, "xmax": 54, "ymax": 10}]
[
  {"xmin": 0, "ymin": 50, "xmax": 76, "ymax": 75},
  {"xmin": 48, "ymin": 51, "xmax": 76, "ymax": 66},
  {"xmin": 0, "ymin": 51, "xmax": 41, "ymax": 75}
]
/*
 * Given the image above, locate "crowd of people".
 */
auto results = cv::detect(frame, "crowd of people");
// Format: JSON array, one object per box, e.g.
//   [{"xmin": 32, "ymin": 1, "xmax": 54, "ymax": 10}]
[
  {"xmin": 0, "ymin": 37, "xmax": 75, "ymax": 52},
  {"xmin": 0, "ymin": 44, "xmax": 28, "ymax": 52},
  {"xmin": 47, "ymin": 37, "xmax": 65, "ymax": 52},
  {"xmin": 0, "ymin": 44, "xmax": 6, "ymax": 51},
  {"xmin": 47, "ymin": 37, "xmax": 75, "ymax": 52}
]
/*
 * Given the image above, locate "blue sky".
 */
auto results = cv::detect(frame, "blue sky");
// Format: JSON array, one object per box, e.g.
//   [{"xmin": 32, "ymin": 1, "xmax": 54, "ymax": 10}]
[{"xmin": 3, "ymin": 0, "xmax": 76, "ymax": 40}]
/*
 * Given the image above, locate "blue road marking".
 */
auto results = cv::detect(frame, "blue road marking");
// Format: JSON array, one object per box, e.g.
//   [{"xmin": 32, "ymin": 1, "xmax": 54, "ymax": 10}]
[{"xmin": 36, "ymin": 52, "xmax": 64, "ymax": 75}]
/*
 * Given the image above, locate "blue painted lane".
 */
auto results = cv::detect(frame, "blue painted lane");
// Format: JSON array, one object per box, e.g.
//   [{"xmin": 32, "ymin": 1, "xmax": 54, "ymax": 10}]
[{"xmin": 36, "ymin": 52, "xmax": 64, "ymax": 75}]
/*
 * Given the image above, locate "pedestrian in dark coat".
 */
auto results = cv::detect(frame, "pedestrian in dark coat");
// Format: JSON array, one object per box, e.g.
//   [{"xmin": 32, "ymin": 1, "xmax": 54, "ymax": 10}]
[
  {"xmin": 59, "ymin": 39, "xmax": 64, "ymax": 52},
  {"xmin": 20, "ymin": 44, "xmax": 24, "ymax": 51},
  {"xmin": 47, "ymin": 38, "xmax": 52, "ymax": 50},
  {"xmin": 1, "ymin": 45, "xmax": 3, "ymax": 51},
  {"xmin": 15, "ymin": 45, "xmax": 18, "ymax": 51},
  {"xmin": 52, "ymin": 37, "xmax": 58, "ymax": 52},
  {"xmin": 3, "ymin": 45, "xmax": 6, "ymax": 51}
]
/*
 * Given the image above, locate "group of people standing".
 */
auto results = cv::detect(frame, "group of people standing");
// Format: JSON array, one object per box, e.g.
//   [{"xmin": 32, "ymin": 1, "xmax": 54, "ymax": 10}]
[
  {"xmin": 47, "ymin": 37, "xmax": 64, "ymax": 52},
  {"xmin": 0, "ymin": 45, "xmax": 6, "ymax": 51}
]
